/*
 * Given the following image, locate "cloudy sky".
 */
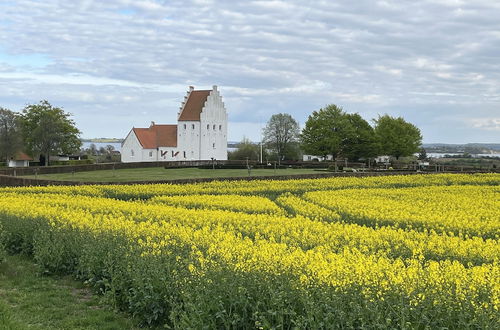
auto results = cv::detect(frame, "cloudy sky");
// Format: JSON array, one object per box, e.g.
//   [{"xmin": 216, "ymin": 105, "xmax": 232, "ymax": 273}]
[{"xmin": 1, "ymin": 0, "xmax": 499, "ymax": 143}]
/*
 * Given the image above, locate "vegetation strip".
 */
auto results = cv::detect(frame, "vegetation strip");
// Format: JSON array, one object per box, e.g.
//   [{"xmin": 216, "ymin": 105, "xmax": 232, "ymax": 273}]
[{"xmin": 0, "ymin": 173, "xmax": 498, "ymax": 328}]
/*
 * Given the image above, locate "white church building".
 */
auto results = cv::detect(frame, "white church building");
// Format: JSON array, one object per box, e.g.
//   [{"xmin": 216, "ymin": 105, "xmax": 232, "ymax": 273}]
[{"xmin": 121, "ymin": 85, "xmax": 228, "ymax": 162}]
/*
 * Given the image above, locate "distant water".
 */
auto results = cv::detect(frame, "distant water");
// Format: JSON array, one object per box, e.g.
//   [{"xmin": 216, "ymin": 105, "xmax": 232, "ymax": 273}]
[
  {"xmin": 81, "ymin": 142, "xmax": 122, "ymax": 152},
  {"xmin": 424, "ymin": 152, "xmax": 500, "ymax": 158}
]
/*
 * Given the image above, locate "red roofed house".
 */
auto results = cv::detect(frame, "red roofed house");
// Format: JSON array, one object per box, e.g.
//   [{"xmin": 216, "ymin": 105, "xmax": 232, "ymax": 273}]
[
  {"xmin": 121, "ymin": 85, "xmax": 228, "ymax": 162},
  {"xmin": 8, "ymin": 152, "xmax": 33, "ymax": 167}
]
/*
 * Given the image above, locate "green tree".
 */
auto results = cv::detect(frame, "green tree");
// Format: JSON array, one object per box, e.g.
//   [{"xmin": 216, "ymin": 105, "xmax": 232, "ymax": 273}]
[
  {"xmin": 301, "ymin": 104, "xmax": 351, "ymax": 159},
  {"xmin": 20, "ymin": 100, "xmax": 82, "ymax": 166},
  {"xmin": 374, "ymin": 114, "xmax": 422, "ymax": 160},
  {"xmin": 0, "ymin": 107, "xmax": 23, "ymax": 163},
  {"xmin": 343, "ymin": 113, "xmax": 379, "ymax": 161},
  {"xmin": 263, "ymin": 113, "xmax": 300, "ymax": 164},
  {"xmin": 228, "ymin": 137, "xmax": 262, "ymax": 161}
]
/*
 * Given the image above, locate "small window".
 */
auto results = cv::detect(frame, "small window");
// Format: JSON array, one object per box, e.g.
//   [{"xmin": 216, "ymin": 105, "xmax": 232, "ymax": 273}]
[
  {"xmin": 183, "ymin": 124, "xmax": 186, "ymax": 129},
  {"xmin": 183, "ymin": 151, "xmax": 186, "ymax": 158},
  {"xmin": 219, "ymin": 125, "xmax": 222, "ymax": 130},
  {"xmin": 213, "ymin": 143, "xmax": 216, "ymax": 149},
  {"xmin": 192, "ymin": 124, "xmax": 195, "ymax": 129},
  {"xmin": 207, "ymin": 124, "xmax": 210, "ymax": 130},
  {"xmin": 149, "ymin": 151, "xmax": 153, "ymax": 157},
  {"xmin": 213, "ymin": 124, "xmax": 216, "ymax": 130},
  {"xmin": 131, "ymin": 150, "xmax": 134, "ymax": 157}
]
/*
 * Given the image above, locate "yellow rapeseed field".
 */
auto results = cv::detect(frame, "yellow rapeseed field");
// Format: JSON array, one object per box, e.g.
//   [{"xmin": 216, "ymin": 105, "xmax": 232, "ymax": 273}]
[{"xmin": 0, "ymin": 173, "xmax": 498, "ymax": 328}]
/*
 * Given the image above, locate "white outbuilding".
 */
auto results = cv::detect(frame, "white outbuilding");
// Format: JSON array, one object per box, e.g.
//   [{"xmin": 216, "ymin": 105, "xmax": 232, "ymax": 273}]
[
  {"xmin": 8, "ymin": 152, "xmax": 32, "ymax": 167},
  {"xmin": 121, "ymin": 86, "xmax": 228, "ymax": 163}
]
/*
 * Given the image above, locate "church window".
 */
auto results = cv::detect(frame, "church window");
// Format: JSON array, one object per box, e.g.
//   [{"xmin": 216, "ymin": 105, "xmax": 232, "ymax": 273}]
[
  {"xmin": 219, "ymin": 125, "xmax": 222, "ymax": 130},
  {"xmin": 207, "ymin": 124, "xmax": 210, "ymax": 129},
  {"xmin": 213, "ymin": 124, "xmax": 216, "ymax": 130}
]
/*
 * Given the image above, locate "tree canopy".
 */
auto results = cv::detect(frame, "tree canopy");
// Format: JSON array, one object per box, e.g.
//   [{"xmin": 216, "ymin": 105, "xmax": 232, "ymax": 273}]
[
  {"xmin": 0, "ymin": 107, "xmax": 23, "ymax": 162},
  {"xmin": 19, "ymin": 100, "xmax": 81, "ymax": 166},
  {"xmin": 374, "ymin": 114, "xmax": 422, "ymax": 159},
  {"xmin": 300, "ymin": 104, "xmax": 347, "ymax": 159},
  {"xmin": 343, "ymin": 113, "xmax": 379, "ymax": 161},
  {"xmin": 262, "ymin": 113, "xmax": 300, "ymax": 163},
  {"xmin": 301, "ymin": 104, "xmax": 377, "ymax": 160}
]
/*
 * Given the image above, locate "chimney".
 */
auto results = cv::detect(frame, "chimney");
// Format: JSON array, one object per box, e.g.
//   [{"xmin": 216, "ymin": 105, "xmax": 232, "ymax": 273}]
[
  {"xmin": 189, "ymin": 86, "xmax": 194, "ymax": 92},
  {"xmin": 212, "ymin": 85, "xmax": 218, "ymax": 91}
]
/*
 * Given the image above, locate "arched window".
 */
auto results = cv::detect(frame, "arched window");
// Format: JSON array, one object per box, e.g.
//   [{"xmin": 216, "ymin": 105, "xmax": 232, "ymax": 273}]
[
  {"xmin": 207, "ymin": 124, "xmax": 210, "ymax": 130},
  {"xmin": 213, "ymin": 124, "xmax": 216, "ymax": 130},
  {"xmin": 131, "ymin": 150, "xmax": 134, "ymax": 157},
  {"xmin": 219, "ymin": 125, "xmax": 222, "ymax": 130},
  {"xmin": 192, "ymin": 124, "xmax": 195, "ymax": 129},
  {"xmin": 183, "ymin": 124, "xmax": 186, "ymax": 129}
]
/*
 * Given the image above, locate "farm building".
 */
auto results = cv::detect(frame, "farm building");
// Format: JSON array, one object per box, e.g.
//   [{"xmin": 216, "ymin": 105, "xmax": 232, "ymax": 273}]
[
  {"xmin": 121, "ymin": 86, "xmax": 228, "ymax": 163},
  {"xmin": 8, "ymin": 152, "xmax": 32, "ymax": 167}
]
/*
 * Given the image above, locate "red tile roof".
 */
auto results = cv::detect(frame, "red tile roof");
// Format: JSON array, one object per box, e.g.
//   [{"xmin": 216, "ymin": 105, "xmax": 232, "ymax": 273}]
[
  {"xmin": 133, "ymin": 124, "xmax": 177, "ymax": 149},
  {"xmin": 178, "ymin": 90, "xmax": 211, "ymax": 121},
  {"xmin": 13, "ymin": 152, "xmax": 33, "ymax": 161}
]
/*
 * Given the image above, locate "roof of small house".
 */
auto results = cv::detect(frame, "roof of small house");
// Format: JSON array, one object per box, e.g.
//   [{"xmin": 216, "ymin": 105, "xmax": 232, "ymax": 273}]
[
  {"xmin": 178, "ymin": 90, "xmax": 211, "ymax": 121},
  {"xmin": 13, "ymin": 152, "xmax": 33, "ymax": 161},
  {"xmin": 133, "ymin": 124, "xmax": 177, "ymax": 149}
]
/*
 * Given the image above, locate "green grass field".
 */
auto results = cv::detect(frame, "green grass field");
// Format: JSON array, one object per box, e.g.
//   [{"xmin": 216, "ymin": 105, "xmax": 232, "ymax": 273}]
[
  {"xmin": 0, "ymin": 255, "xmax": 138, "ymax": 330},
  {"xmin": 24, "ymin": 167, "xmax": 321, "ymax": 182}
]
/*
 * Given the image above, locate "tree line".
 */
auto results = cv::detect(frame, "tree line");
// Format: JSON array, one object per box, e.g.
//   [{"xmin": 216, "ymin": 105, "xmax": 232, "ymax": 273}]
[
  {"xmin": 0, "ymin": 101, "xmax": 81, "ymax": 166},
  {"xmin": 230, "ymin": 104, "xmax": 422, "ymax": 163}
]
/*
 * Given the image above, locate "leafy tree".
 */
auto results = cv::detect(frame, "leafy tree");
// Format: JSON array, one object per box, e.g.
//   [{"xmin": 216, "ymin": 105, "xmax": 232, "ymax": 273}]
[
  {"xmin": 19, "ymin": 100, "xmax": 81, "ymax": 166},
  {"xmin": 0, "ymin": 107, "xmax": 23, "ymax": 162},
  {"xmin": 343, "ymin": 113, "xmax": 379, "ymax": 161},
  {"xmin": 263, "ymin": 113, "xmax": 300, "ymax": 164},
  {"xmin": 228, "ymin": 137, "xmax": 262, "ymax": 161},
  {"xmin": 301, "ymin": 104, "xmax": 351, "ymax": 159},
  {"xmin": 374, "ymin": 114, "xmax": 422, "ymax": 160}
]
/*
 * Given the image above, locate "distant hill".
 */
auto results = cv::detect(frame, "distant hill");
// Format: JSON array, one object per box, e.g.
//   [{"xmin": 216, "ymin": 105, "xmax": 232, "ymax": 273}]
[
  {"xmin": 423, "ymin": 143, "xmax": 500, "ymax": 154},
  {"xmin": 81, "ymin": 138, "xmax": 124, "ymax": 143}
]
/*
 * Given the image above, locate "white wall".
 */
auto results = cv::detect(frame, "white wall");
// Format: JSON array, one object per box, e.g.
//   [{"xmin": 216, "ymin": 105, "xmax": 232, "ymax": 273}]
[
  {"xmin": 199, "ymin": 88, "xmax": 228, "ymax": 160},
  {"xmin": 121, "ymin": 130, "xmax": 144, "ymax": 163},
  {"xmin": 177, "ymin": 121, "xmax": 200, "ymax": 160},
  {"xmin": 8, "ymin": 160, "xmax": 29, "ymax": 167}
]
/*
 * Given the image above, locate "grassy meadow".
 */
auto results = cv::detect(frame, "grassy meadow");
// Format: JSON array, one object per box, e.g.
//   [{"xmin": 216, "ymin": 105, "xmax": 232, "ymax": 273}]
[
  {"xmin": 22, "ymin": 167, "xmax": 320, "ymax": 182},
  {"xmin": 0, "ymin": 255, "xmax": 138, "ymax": 330}
]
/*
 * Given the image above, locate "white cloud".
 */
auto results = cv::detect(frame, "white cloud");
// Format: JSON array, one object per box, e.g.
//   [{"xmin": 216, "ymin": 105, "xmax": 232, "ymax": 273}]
[
  {"xmin": 0, "ymin": 0, "xmax": 499, "ymax": 142},
  {"xmin": 470, "ymin": 118, "xmax": 500, "ymax": 131}
]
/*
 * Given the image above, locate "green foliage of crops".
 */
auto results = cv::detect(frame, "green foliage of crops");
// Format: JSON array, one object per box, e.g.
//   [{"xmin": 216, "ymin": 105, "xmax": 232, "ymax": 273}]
[{"xmin": 0, "ymin": 173, "xmax": 499, "ymax": 328}]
